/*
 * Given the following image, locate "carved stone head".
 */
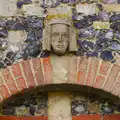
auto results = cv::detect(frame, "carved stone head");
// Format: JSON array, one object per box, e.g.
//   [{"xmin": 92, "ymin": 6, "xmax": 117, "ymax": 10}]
[{"xmin": 42, "ymin": 18, "xmax": 78, "ymax": 55}]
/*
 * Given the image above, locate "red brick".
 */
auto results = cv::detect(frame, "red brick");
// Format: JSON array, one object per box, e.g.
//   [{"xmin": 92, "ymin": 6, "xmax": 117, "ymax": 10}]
[
  {"xmin": 69, "ymin": 56, "xmax": 77, "ymax": 83},
  {"xmin": 0, "ymin": 116, "xmax": 48, "ymax": 120},
  {"xmin": 16, "ymin": 77, "xmax": 26, "ymax": 91},
  {"xmin": 0, "ymin": 84, "xmax": 10, "ymax": 99},
  {"xmin": 111, "ymin": 82, "xmax": 120, "ymax": 96},
  {"xmin": 79, "ymin": 57, "xmax": 88, "ymax": 71},
  {"xmin": 86, "ymin": 58, "xmax": 99, "ymax": 86},
  {"xmin": 77, "ymin": 71, "xmax": 85, "ymax": 85},
  {"xmin": 117, "ymin": 74, "xmax": 120, "ymax": 82},
  {"xmin": 103, "ymin": 114, "xmax": 120, "ymax": 120},
  {"xmin": 12, "ymin": 64, "xmax": 22, "ymax": 77},
  {"xmin": 0, "ymin": 74, "xmax": 3, "ymax": 85},
  {"xmin": 99, "ymin": 61, "xmax": 110, "ymax": 75},
  {"xmin": 21, "ymin": 61, "xmax": 35, "ymax": 87},
  {"xmin": 32, "ymin": 59, "xmax": 44, "ymax": 85},
  {"xmin": 94, "ymin": 75, "xmax": 105, "ymax": 89},
  {"xmin": 21, "ymin": 116, "xmax": 48, "ymax": 120},
  {"xmin": 2, "ymin": 68, "xmax": 18, "ymax": 94},
  {"xmin": 0, "ymin": 96, "xmax": 3, "ymax": 103},
  {"xmin": 104, "ymin": 64, "xmax": 120, "ymax": 92},
  {"xmin": 72, "ymin": 115, "xmax": 101, "ymax": 120},
  {"xmin": 43, "ymin": 57, "xmax": 52, "ymax": 84}
]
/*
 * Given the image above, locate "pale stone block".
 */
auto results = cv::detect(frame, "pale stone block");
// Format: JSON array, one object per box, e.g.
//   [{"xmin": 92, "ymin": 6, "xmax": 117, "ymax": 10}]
[
  {"xmin": 8, "ymin": 30, "xmax": 27, "ymax": 44},
  {"xmin": 47, "ymin": 6, "xmax": 72, "ymax": 18},
  {"xmin": 22, "ymin": 3, "xmax": 44, "ymax": 16},
  {"xmin": 32, "ymin": 0, "xmax": 41, "ymax": 3},
  {"xmin": 50, "ymin": 54, "xmax": 71, "ymax": 83},
  {"xmin": 48, "ymin": 92, "xmax": 72, "ymax": 120},
  {"xmin": 103, "ymin": 4, "xmax": 120, "ymax": 12},
  {"xmin": 76, "ymin": 3, "xmax": 96, "ymax": 15},
  {"xmin": 50, "ymin": 54, "xmax": 77, "ymax": 83},
  {"xmin": 39, "ymin": 0, "xmax": 60, "ymax": 7},
  {"xmin": 0, "ymin": 0, "xmax": 17, "ymax": 16},
  {"xmin": 93, "ymin": 21, "xmax": 110, "ymax": 29}
]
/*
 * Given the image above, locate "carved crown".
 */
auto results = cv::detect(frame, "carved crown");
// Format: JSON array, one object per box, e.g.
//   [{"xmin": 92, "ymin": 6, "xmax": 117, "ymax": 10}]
[{"xmin": 42, "ymin": 7, "xmax": 78, "ymax": 53}]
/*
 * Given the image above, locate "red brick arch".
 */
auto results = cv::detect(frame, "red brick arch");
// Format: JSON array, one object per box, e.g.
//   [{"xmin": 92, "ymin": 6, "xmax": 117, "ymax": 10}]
[{"xmin": 0, "ymin": 56, "xmax": 120, "ymax": 103}]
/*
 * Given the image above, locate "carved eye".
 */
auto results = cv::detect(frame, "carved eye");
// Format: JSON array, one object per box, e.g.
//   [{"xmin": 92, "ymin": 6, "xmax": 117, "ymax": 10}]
[
  {"xmin": 52, "ymin": 33, "xmax": 59, "ymax": 36},
  {"xmin": 63, "ymin": 33, "xmax": 68, "ymax": 38}
]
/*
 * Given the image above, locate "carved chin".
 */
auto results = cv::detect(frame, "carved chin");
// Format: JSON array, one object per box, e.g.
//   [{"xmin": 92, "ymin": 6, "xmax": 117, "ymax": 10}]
[{"xmin": 53, "ymin": 49, "xmax": 67, "ymax": 56}]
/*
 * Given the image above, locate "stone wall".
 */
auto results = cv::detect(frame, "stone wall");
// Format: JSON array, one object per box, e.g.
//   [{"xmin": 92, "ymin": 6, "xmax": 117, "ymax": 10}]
[
  {"xmin": 0, "ymin": 0, "xmax": 120, "ymax": 115},
  {"xmin": 0, "ymin": 0, "xmax": 120, "ymax": 68}
]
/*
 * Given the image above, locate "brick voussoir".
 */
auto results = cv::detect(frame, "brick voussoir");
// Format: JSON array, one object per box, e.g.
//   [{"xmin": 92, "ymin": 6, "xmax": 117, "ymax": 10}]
[
  {"xmin": 99, "ymin": 61, "xmax": 111, "ymax": 75},
  {"xmin": 78, "ymin": 57, "xmax": 89, "ymax": 71},
  {"xmin": 11, "ymin": 63, "xmax": 27, "ymax": 91},
  {"xmin": 0, "ymin": 84, "xmax": 11, "ymax": 100},
  {"xmin": 11, "ymin": 63, "xmax": 23, "ymax": 77},
  {"xmin": 103, "ymin": 64, "xmax": 120, "ymax": 92},
  {"xmin": 86, "ymin": 58, "xmax": 99, "ymax": 86},
  {"xmin": 111, "ymin": 82, "xmax": 120, "ymax": 96},
  {"xmin": 77, "ymin": 71, "xmax": 85, "ymax": 85},
  {"xmin": 68, "ymin": 56, "xmax": 77, "ymax": 83},
  {"xmin": 43, "ymin": 57, "xmax": 53, "ymax": 84},
  {"xmin": 31, "ymin": 58, "xmax": 44, "ymax": 85},
  {"xmin": 2, "ymin": 67, "xmax": 19, "ymax": 95},
  {"xmin": 21, "ymin": 60, "xmax": 36, "ymax": 88},
  {"xmin": 77, "ymin": 57, "xmax": 92, "ymax": 85},
  {"xmin": 0, "ymin": 70, "xmax": 5, "ymax": 85},
  {"xmin": 0, "ymin": 57, "xmax": 120, "ymax": 103},
  {"xmin": 94, "ymin": 75, "xmax": 105, "ymax": 89}
]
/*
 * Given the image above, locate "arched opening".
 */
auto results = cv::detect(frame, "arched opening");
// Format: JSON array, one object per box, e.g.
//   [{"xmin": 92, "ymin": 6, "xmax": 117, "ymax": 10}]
[{"xmin": 0, "ymin": 84, "xmax": 120, "ymax": 120}]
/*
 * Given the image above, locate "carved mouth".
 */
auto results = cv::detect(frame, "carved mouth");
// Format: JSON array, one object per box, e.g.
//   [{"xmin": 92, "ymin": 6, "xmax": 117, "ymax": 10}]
[{"xmin": 57, "ymin": 45, "xmax": 63, "ymax": 48}]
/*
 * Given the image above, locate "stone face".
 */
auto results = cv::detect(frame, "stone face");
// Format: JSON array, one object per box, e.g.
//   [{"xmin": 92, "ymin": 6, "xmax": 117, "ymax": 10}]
[
  {"xmin": 0, "ymin": 0, "xmax": 17, "ymax": 16},
  {"xmin": 51, "ymin": 24, "xmax": 69, "ymax": 55},
  {"xmin": 43, "ymin": 21, "xmax": 77, "ymax": 55},
  {"xmin": 42, "ymin": 7, "xmax": 77, "ymax": 55}
]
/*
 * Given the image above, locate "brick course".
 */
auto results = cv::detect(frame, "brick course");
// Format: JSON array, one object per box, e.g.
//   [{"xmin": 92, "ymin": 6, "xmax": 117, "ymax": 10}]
[
  {"xmin": 21, "ymin": 61, "xmax": 36, "ymax": 87},
  {"xmin": 103, "ymin": 64, "xmax": 120, "ymax": 92},
  {"xmin": 31, "ymin": 59, "xmax": 44, "ymax": 85},
  {"xmin": 0, "ymin": 57, "xmax": 120, "ymax": 102},
  {"xmin": 86, "ymin": 58, "xmax": 99, "ymax": 86},
  {"xmin": 94, "ymin": 75, "xmax": 105, "ymax": 89},
  {"xmin": 2, "ymin": 68, "xmax": 18, "ymax": 95}
]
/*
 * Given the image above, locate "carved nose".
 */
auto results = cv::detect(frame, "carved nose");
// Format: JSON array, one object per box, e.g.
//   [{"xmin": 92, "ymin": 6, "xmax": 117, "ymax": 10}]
[{"xmin": 58, "ymin": 34, "xmax": 62, "ymax": 42}]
